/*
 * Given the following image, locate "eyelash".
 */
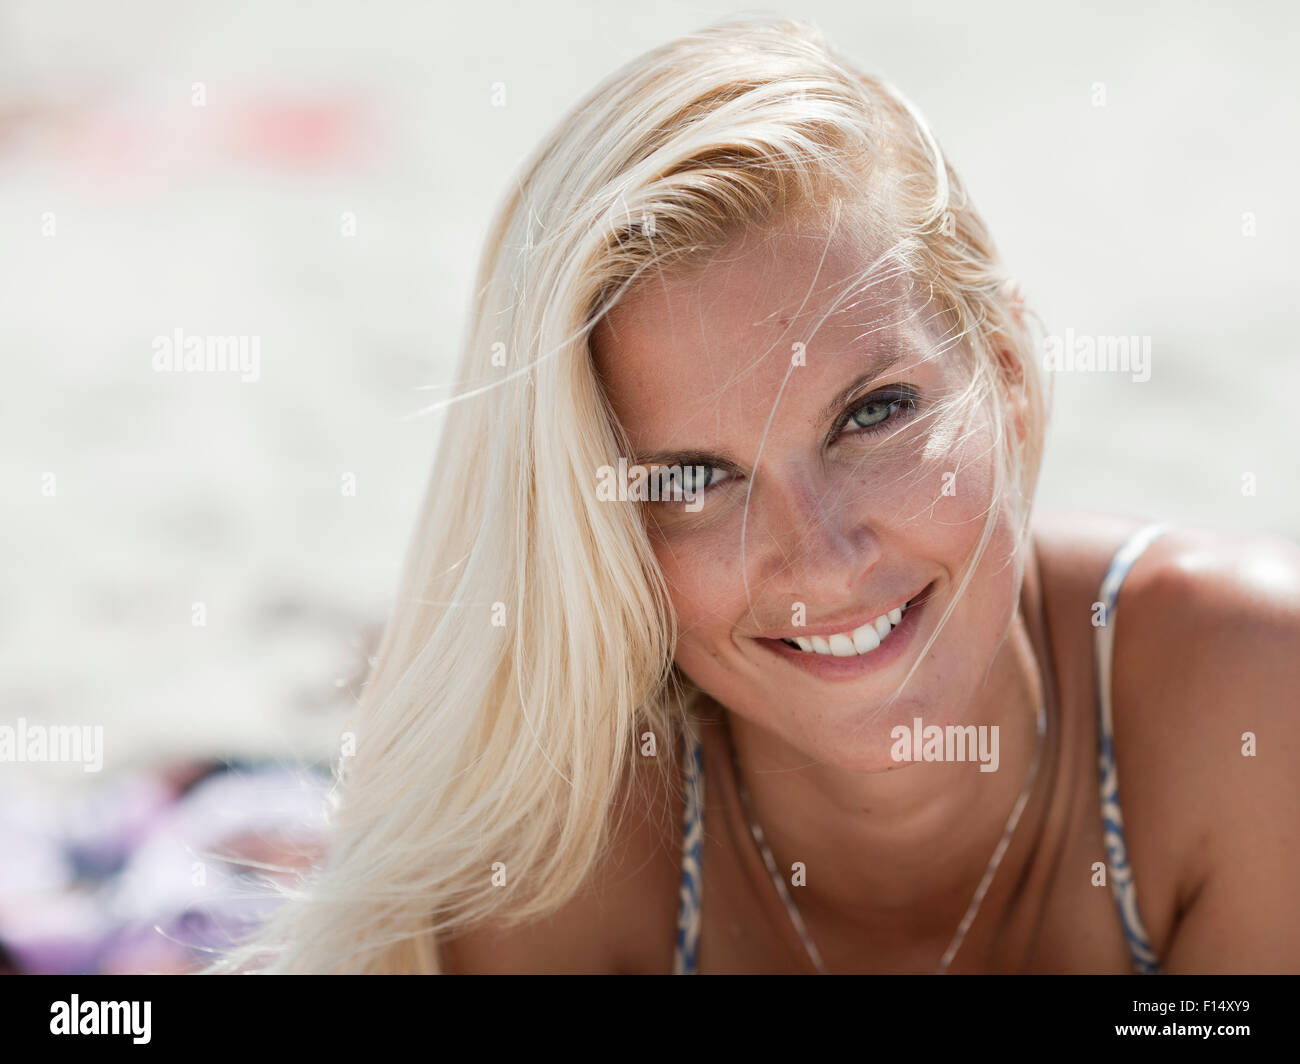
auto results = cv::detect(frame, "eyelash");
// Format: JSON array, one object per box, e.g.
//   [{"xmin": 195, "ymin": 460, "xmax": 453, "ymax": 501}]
[
  {"xmin": 834, "ymin": 388, "xmax": 919, "ymax": 440},
  {"xmin": 662, "ymin": 387, "xmax": 919, "ymax": 501}
]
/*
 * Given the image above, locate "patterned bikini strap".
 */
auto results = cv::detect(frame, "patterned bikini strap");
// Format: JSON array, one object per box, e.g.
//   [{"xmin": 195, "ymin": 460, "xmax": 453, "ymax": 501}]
[
  {"xmin": 1095, "ymin": 521, "xmax": 1170, "ymax": 975},
  {"xmin": 672, "ymin": 726, "xmax": 705, "ymax": 975}
]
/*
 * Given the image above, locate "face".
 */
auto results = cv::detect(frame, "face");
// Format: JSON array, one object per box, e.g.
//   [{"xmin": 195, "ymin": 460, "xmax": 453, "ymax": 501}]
[{"xmin": 592, "ymin": 211, "xmax": 1028, "ymax": 772}]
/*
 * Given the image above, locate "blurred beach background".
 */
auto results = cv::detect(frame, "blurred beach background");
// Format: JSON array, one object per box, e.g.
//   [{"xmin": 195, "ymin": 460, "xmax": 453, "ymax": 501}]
[{"xmin": 0, "ymin": 0, "xmax": 1296, "ymax": 970}]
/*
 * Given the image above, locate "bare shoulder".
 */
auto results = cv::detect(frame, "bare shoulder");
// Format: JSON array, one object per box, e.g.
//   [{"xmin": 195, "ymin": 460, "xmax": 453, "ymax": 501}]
[
  {"xmin": 437, "ymin": 748, "xmax": 683, "ymax": 974},
  {"xmin": 1097, "ymin": 516, "xmax": 1300, "ymax": 810},
  {"xmin": 1035, "ymin": 508, "xmax": 1300, "ymax": 971},
  {"xmin": 1114, "ymin": 521, "xmax": 1300, "ymax": 971},
  {"xmin": 1031, "ymin": 507, "xmax": 1300, "ymax": 640},
  {"xmin": 1034, "ymin": 504, "xmax": 1300, "ymax": 608}
]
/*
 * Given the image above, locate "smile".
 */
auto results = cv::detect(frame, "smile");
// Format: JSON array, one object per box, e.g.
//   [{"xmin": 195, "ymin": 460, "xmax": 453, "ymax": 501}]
[
  {"xmin": 779, "ymin": 601, "xmax": 909, "ymax": 657},
  {"xmin": 754, "ymin": 582, "xmax": 934, "ymax": 678}
]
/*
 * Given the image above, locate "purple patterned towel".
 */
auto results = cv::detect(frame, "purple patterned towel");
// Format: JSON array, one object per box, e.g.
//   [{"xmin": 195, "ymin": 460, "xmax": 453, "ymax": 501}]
[{"xmin": 0, "ymin": 759, "xmax": 331, "ymax": 974}]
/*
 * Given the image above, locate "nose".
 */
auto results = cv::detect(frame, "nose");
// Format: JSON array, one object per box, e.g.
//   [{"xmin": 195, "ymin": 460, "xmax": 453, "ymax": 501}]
[{"xmin": 745, "ymin": 463, "xmax": 884, "ymax": 606}]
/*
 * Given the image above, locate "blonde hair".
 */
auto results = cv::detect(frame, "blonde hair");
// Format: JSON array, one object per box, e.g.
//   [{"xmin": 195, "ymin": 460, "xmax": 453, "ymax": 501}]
[{"xmin": 206, "ymin": 15, "xmax": 1050, "ymax": 974}]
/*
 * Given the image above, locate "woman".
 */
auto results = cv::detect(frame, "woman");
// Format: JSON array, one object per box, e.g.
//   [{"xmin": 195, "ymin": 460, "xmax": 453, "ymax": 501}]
[{"xmin": 214, "ymin": 16, "xmax": 1300, "ymax": 974}]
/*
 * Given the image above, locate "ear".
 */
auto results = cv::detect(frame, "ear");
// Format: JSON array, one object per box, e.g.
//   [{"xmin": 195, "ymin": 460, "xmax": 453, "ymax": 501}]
[
  {"xmin": 998, "ymin": 278, "xmax": 1026, "ymax": 325},
  {"xmin": 1002, "ymin": 345, "xmax": 1029, "ymax": 446},
  {"xmin": 993, "ymin": 279, "xmax": 1029, "ymax": 445}
]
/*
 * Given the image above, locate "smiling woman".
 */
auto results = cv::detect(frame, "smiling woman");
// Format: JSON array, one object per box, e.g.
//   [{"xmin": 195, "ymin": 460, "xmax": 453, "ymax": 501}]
[{"xmin": 208, "ymin": 16, "xmax": 1300, "ymax": 975}]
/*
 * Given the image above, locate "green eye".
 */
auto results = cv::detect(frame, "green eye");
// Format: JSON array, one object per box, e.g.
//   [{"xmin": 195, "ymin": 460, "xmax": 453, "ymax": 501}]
[
  {"xmin": 851, "ymin": 400, "xmax": 896, "ymax": 429},
  {"xmin": 664, "ymin": 465, "xmax": 729, "ymax": 494},
  {"xmin": 843, "ymin": 391, "xmax": 918, "ymax": 436}
]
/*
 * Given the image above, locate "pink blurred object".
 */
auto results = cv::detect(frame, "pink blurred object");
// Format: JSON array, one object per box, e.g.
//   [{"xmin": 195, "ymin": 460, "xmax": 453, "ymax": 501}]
[{"xmin": 0, "ymin": 760, "xmax": 331, "ymax": 974}]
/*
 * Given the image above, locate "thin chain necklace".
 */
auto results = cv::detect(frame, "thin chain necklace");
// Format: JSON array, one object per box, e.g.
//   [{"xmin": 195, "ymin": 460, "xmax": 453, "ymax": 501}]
[{"xmin": 726, "ymin": 695, "xmax": 1048, "ymax": 974}]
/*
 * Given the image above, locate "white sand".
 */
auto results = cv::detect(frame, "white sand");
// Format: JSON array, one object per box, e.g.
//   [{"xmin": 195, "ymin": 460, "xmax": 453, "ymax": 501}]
[{"xmin": 1, "ymin": 1, "xmax": 1295, "ymax": 783}]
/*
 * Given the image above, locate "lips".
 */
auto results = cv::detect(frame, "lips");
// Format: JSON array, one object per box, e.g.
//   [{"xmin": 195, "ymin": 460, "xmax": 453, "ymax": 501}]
[
  {"xmin": 752, "ymin": 582, "xmax": 934, "ymax": 677},
  {"xmin": 779, "ymin": 599, "xmax": 909, "ymax": 657}
]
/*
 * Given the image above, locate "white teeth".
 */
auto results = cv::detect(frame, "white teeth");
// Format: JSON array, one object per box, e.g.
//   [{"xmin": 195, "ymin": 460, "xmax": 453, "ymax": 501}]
[
  {"xmin": 852, "ymin": 624, "xmax": 880, "ymax": 654},
  {"xmin": 783, "ymin": 601, "xmax": 911, "ymax": 658},
  {"xmin": 828, "ymin": 633, "xmax": 856, "ymax": 657}
]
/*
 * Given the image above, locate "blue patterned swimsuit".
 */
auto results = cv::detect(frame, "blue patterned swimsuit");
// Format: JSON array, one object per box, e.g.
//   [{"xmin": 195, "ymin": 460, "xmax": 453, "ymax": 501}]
[{"xmin": 674, "ymin": 522, "xmax": 1170, "ymax": 974}]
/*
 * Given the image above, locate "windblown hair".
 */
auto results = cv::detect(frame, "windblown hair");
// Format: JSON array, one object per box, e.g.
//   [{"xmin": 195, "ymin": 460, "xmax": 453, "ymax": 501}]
[{"xmin": 207, "ymin": 15, "xmax": 1049, "ymax": 974}]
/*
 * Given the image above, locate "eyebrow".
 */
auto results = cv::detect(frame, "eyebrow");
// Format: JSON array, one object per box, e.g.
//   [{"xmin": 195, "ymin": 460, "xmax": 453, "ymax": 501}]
[
  {"xmin": 630, "ymin": 344, "xmax": 910, "ymax": 470},
  {"xmin": 815, "ymin": 347, "xmax": 906, "ymax": 425},
  {"xmin": 631, "ymin": 447, "xmax": 742, "ymax": 471}
]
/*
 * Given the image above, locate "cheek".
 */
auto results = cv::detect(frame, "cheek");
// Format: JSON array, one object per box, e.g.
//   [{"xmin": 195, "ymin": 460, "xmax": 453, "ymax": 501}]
[
  {"xmin": 922, "ymin": 479, "xmax": 1025, "ymax": 693},
  {"xmin": 903, "ymin": 410, "xmax": 1005, "ymax": 542},
  {"xmin": 913, "ymin": 423, "xmax": 1021, "ymax": 648},
  {"xmin": 649, "ymin": 523, "xmax": 748, "ymax": 648}
]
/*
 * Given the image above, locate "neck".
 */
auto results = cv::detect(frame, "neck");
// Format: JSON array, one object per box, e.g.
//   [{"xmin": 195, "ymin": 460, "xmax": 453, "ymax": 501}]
[{"xmin": 716, "ymin": 543, "xmax": 1059, "ymax": 968}]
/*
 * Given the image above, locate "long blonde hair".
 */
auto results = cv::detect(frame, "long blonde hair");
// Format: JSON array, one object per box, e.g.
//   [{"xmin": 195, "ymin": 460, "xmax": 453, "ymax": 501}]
[{"xmin": 207, "ymin": 15, "xmax": 1049, "ymax": 974}]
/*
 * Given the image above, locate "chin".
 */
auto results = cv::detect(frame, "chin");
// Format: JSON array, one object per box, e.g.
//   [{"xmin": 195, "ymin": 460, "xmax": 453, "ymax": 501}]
[
  {"xmin": 811, "ymin": 697, "xmax": 946, "ymax": 774},
  {"xmin": 743, "ymin": 671, "xmax": 982, "ymax": 775}
]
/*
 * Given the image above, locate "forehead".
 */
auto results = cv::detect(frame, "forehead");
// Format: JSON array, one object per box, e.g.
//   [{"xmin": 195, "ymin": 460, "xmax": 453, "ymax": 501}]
[{"xmin": 591, "ymin": 214, "xmax": 942, "ymax": 454}]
